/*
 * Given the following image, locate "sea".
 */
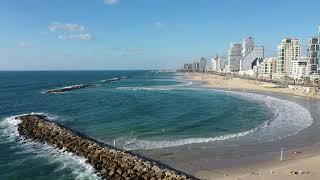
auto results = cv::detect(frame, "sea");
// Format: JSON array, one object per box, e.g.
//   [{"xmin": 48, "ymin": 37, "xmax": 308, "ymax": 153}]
[{"xmin": 0, "ymin": 71, "xmax": 313, "ymax": 179}]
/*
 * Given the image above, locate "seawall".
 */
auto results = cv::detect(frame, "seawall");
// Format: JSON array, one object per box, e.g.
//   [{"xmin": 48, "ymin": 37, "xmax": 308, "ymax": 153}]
[{"xmin": 16, "ymin": 115, "xmax": 196, "ymax": 180}]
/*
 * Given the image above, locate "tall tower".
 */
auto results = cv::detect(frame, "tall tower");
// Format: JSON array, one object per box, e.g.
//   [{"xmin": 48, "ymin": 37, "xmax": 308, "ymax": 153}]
[
  {"xmin": 307, "ymin": 26, "xmax": 320, "ymax": 74},
  {"xmin": 228, "ymin": 43, "xmax": 242, "ymax": 72},
  {"xmin": 242, "ymin": 37, "xmax": 255, "ymax": 56},
  {"xmin": 277, "ymin": 38, "xmax": 301, "ymax": 76}
]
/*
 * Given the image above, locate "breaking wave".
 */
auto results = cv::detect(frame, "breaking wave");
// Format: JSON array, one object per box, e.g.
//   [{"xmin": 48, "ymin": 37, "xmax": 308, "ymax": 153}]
[
  {"xmin": 122, "ymin": 90, "xmax": 313, "ymax": 150},
  {"xmin": 0, "ymin": 114, "xmax": 100, "ymax": 180}
]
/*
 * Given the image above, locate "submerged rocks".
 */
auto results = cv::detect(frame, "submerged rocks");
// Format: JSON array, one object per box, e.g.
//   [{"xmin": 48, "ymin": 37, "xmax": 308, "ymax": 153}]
[
  {"xmin": 16, "ymin": 115, "xmax": 196, "ymax": 180},
  {"xmin": 45, "ymin": 84, "xmax": 94, "ymax": 93}
]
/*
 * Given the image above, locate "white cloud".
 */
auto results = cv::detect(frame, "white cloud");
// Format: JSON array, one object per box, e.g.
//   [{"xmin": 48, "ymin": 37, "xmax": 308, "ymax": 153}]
[
  {"xmin": 58, "ymin": 34, "xmax": 95, "ymax": 41},
  {"xmin": 104, "ymin": 0, "xmax": 118, "ymax": 5},
  {"xmin": 49, "ymin": 22, "xmax": 86, "ymax": 32},
  {"xmin": 18, "ymin": 41, "xmax": 33, "ymax": 47},
  {"xmin": 154, "ymin": 21, "xmax": 163, "ymax": 28}
]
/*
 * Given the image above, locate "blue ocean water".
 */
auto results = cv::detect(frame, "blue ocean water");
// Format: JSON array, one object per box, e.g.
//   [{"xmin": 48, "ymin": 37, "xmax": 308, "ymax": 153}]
[{"xmin": 0, "ymin": 70, "xmax": 310, "ymax": 179}]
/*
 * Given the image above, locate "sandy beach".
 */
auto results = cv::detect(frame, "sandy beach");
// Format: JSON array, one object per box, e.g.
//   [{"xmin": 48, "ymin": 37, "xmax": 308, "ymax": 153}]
[
  {"xmin": 178, "ymin": 72, "xmax": 320, "ymax": 180},
  {"xmin": 183, "ymin": 72, "xmax": 319, "ymax": 99}
]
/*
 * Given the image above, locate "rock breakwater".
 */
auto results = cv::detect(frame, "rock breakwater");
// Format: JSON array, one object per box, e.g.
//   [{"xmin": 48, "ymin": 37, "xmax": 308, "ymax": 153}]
[
  {"xmin": 16, "ymin": 115, "xmax": 196, "ymax": 180},
  {"xmin": 45, "ymin": 84, "xmax": 94, "ymax": 93}
]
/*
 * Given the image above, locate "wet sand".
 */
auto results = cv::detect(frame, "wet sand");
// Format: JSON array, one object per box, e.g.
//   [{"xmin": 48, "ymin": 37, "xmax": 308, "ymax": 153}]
[{"xmin": 136, "ymin": 72, "xmax": 320, "ymax": 180}]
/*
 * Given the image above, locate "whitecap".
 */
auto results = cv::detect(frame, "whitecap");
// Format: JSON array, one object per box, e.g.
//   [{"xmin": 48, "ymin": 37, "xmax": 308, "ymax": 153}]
[{"xmin": 122, "ymin": 90, "xmax": 313, "ymax": 150}]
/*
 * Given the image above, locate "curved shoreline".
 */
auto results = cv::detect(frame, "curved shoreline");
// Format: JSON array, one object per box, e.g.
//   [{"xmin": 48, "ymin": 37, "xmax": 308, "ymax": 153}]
[
  {"xmin": 139, "ymin": 72, "xmax": 320, "ymax": 179},
  {"xmin": 16, "ymin": 114, "xmax": 197, "ymax": 180}
]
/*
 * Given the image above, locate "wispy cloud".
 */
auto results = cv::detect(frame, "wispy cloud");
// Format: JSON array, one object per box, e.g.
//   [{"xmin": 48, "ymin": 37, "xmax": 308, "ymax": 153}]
[
  {"xmin": 104, "ymin": 0, "xmax": 119, "ymax": 5},
  {"xmin": 49, "ymin": 22, "xmax": 85, "ymax": 32},
  {"xmin": 58, "ymin": 34, "xmax": 95, "ymax": 41},
  {"xmin": 18, "ymin": 41, "xmax": 33, "ymax": 47},
  {"xmin": 154, "ymin": 21, "xmax": 164, "ymax": 28}
]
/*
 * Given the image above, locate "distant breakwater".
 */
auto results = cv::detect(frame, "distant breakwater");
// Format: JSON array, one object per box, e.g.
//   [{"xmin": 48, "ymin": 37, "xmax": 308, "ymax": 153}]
[
  {"xmin": 45, "ymin": 84, "xmax": 94, "ymax": 93},
  {"xmin": 16, "ymin": 115, "xmax": 196, "ymax": 180}
]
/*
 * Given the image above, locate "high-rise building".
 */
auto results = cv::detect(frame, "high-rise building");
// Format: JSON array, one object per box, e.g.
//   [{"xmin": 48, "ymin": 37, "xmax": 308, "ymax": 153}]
[
  {"xmin": 199, "ymin": 57, "xmax": 207, "ymax": 72},
  {"xmin": 307, "ymin": 37, "xmax": 320, "ymax": 73},
  {"xmin": 276, "ymin": 38, "xmax": 301, "ymax": 77},
  {"xmin": 227, "ymin": 43, "xmax": 242, "ymax": 72},
  {"xmin": 240, "ymin": 46, "xmax": 264, "ymax": 72},
  {"xmin": 242, "ymin": 37, "xmax": 255, "ymax": 56}
]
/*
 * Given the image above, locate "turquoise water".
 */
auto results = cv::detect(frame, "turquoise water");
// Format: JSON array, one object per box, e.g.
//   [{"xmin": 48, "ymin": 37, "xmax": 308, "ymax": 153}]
[{"xmin": 0, "ymin": 71, "xmax": 284, "ymax": 179}]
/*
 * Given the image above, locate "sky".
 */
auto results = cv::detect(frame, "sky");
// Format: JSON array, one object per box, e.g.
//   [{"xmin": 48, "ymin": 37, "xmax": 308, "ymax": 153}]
[{"xmin": 0, "ymin": 0, "xmax": 319, "ymax": 70}]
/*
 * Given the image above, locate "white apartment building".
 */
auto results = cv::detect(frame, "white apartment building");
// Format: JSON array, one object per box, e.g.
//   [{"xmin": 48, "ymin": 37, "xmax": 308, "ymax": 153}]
[
  {"xmin": 258, "ymin": 57, "xmax": 277, "ymax": 79},
  {"xmin": 276, "ymin": 38, "xmax": 301, "ymax": 78},
  {"xmin": 291, "ymin": 57, "xmax": 309, "ymax": 79}
]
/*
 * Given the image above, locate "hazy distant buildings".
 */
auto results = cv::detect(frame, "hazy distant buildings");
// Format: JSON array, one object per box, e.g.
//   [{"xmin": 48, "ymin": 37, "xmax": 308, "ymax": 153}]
[
  {"xmin": 183, "ymin": 63, "xmax": 193, "ymax": 71},
  {"xmin": 199, "ymin": 57, "xmax": 207, "ymax": 72},
  {"xmin": 227, "ymin": 43, "xmax": 242, "ymax": 72},
  {"xmin": 276, "ymin": 38, "xmax": 301, "ymax": 78},
  {"xmin": 242, "ymin": 37, "xmax": 255, "ymax": 56}
]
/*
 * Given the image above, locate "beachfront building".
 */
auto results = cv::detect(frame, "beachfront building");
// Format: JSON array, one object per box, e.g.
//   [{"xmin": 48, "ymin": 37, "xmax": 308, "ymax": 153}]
[
  {"xmin": 183, "ymin": 64, "xmax": 193, "ymax": 71},
  {"xmin": 258, "ymin": 57, "xmax": 277, "ymax": 79},
  {"xmin": 242, "ymin": 37, "xmax": 255, "ymax": 56},
  {"xmin": 275, "ymin": 38, "xmax": 301, "ymax": 79},
  {"xmin": 227, "ymin": 43, "xmax": 242, "ymax": 72},
  {"xmin": 308, "ymin": 37, "xmax": 320, "ymax": 73},
  {"xmin": 239, "ymin": 46, "xmax": 264, "ymax": 74},
  {"xmin": 211, "ymin": 55, "xmax": 218, "ymax": 72},
  {"xmin": 199, "ymin": 57, "xmax": 207, "ymax": 72},
  {"xmin": 291, "ymin": 57, "xmax": 309, "ymax": 80},
  {"xmin": 192, "ymin": 61, "xmax": 200, "ymax": 71}
]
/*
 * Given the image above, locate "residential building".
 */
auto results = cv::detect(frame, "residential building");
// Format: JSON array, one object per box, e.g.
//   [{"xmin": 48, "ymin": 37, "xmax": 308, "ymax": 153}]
[
  {"xmin": 199, "ymin": 57, "xmax": 207, "ymax": 72},
  {"xmin": 183, "ymin": 64, "xmax": 193, "ymax": 71},
  {"xmin": 307, "ymin": 37, "xmax": 320, "ymax": 73},
  {"xmin": 276, "ymin": 38, "xmax": 301, "ymax": 77},
  {"xmin": 258, "ymin": 57, "xmax": 277, "ymax": 79},
  {"xmin": 227, "ymin": 43, "xmax": 242, "ymax": 72},
  {"xmin": 291, "ymin": 57, "xmax": 309, "ymax": 79}
]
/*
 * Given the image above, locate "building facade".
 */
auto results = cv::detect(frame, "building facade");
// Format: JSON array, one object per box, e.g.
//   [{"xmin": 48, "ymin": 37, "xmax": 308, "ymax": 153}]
[
  {"xmin": 199, "ymin": 57, "xmax": 207, "ymax": 72},
  {"xmin": 242, "ymin": 37, "xmax": 255, "ymax": 56},
  {"xmin": 308, "ymin": 37, "xmax": 320, "ymax": 73},
  {"xmin": 291, "ymin": 57, "xmax": 309, "ymax": 79},
  {"xmin": 276, "ymin": 38, "xmax": 301, "ymax": 77},
  {"xmin": 240, "ymin": 46, "xmax": 264, "ymax": 72},
  {"xmin": 258, "ymin": 57, "xmax": 277, "ymax": 79},
  {"xmin": 227, "ymin": 43, "xmax": 242, "ymax": 72}
]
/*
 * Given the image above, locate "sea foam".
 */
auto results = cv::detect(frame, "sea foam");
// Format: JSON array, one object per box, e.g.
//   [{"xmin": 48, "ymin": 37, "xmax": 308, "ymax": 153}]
[
  {"xmin": 0, "ymin": 114, "xmax": 100, "ymax": 180},
  {"xmin": 122, "ymin": 90, "xmax": 313, "ymax": 150}
]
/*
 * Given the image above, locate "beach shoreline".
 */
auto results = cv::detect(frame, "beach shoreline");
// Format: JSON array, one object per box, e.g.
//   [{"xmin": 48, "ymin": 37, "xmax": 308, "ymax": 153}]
[
  {"xmin": 180, "ymin": 72, "xmax": 318, "ymax": 99},
  {"xmin": 141, "ymin": 73, "xmax": 320, "ymax": 180},
  {"xmin": 164, "ymin": 72, "xmax": 320, "ymax": 180}
]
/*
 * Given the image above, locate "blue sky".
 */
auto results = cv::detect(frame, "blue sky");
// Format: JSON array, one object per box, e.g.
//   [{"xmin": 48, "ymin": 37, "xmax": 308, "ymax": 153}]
[{"xmin": 0, "ymin": 0, "xmax": 319, "ymax": 70}]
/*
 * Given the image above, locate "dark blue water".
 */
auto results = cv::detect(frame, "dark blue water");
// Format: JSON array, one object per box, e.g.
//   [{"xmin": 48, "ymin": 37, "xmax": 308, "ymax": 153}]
[{"xmin": 0, "ymin": 71, "xmax": 273, "ymax": 179}]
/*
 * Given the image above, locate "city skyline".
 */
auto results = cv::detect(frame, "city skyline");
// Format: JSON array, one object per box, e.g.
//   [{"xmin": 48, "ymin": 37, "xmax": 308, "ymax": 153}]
[{"xmin": 1, "ymin": 0, "xmax": 320, "ymax": 70}]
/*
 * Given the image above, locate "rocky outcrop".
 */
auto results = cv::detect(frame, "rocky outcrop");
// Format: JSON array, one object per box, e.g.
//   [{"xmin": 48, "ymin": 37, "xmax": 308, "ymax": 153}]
[
  {"xmin": 45, "ymin": 84, "xmax": 94, "ymax": 93},
  {"xmin": 16, "ymin": 115, "xmax": 196, "ymax": 180}
]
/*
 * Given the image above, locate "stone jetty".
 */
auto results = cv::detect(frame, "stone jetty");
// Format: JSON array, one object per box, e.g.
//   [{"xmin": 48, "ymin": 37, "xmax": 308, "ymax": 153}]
[
  {"xmin": 16, "ymin": 115, "xmax": 197, "ymax": 180},
  {"xmin": 45, "ymin": 84, "xmax": 94, "ymax": 93}
]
